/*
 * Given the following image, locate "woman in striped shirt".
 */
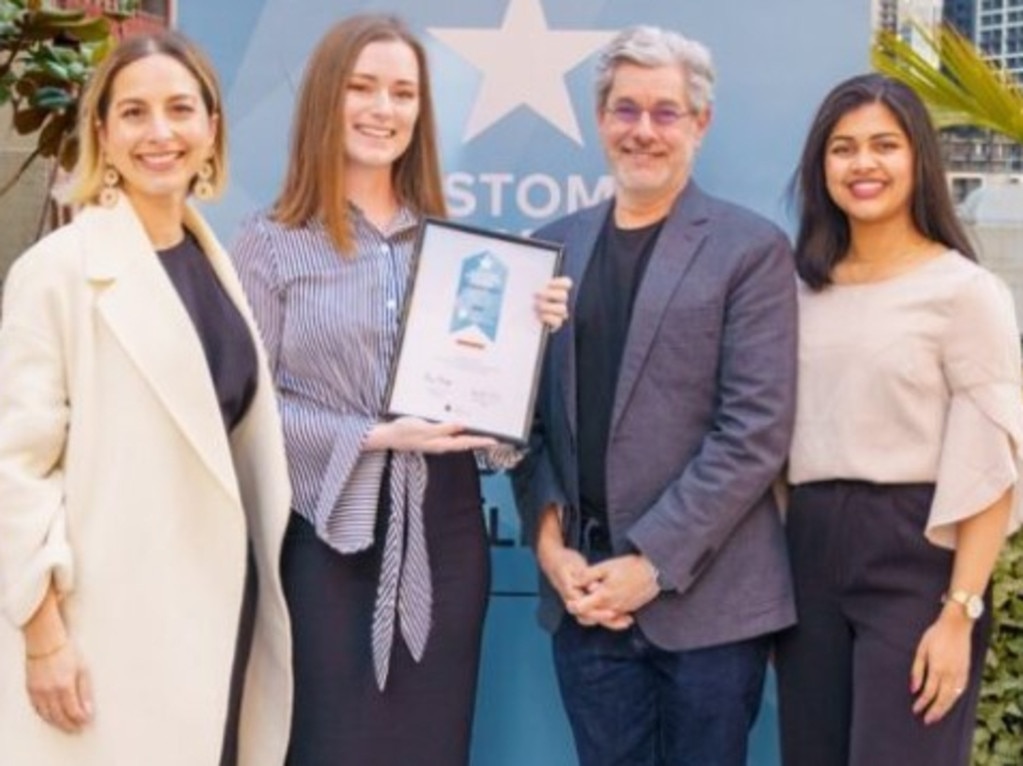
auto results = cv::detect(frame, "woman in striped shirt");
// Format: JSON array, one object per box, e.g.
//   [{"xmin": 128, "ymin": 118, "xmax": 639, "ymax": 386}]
[{"xmin": 231, "ymin": 13, "xmax": 569, "ymax": 766}]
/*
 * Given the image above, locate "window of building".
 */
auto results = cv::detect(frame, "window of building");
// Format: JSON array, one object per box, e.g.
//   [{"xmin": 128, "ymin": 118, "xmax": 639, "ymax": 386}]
[{"xmin": 137, "ymin": 0, "xmax": 168, "ymax": 17}]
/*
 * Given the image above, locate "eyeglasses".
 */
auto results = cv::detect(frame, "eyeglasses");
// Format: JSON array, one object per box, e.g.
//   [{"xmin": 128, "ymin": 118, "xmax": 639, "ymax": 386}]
[{"xmin": 605, "ymin": 102, "xmax": 694, "ymax": 127}]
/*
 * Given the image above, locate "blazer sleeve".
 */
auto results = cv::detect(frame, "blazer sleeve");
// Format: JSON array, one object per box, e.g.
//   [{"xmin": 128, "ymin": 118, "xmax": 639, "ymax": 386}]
[
  {"xmin": 511, "ymin": 391, "xmax": 569, "ymax": 546},
  {"xmin": 627, "ymin": 226, "xmax": 798, "ymax": 593},
  {"xmin": 511, "ymin": 220, "xmax": 572, "ymax": 547},
  {"xmin": 0, "ymin": 244, "xmax": 75, "ymax": 626}
]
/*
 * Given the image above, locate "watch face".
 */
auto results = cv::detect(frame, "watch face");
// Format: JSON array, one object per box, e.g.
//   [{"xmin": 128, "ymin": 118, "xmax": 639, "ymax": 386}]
[{"xmin": 966, "ymin": 596, "xmax": 985, "ymax": 620}]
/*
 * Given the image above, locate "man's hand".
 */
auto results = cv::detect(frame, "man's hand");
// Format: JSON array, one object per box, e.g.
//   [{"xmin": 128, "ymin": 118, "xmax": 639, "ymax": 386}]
[
  {"xmin": 537, "ymin": 540, "xmax": 592, "ymax": 608},
  {"xmin": 534, "ymin": 505, "xmax": 634, "ymax": 629},
  {"xmin": 571, "ymin": 554, "xmax": 660, "ymax": 621}
]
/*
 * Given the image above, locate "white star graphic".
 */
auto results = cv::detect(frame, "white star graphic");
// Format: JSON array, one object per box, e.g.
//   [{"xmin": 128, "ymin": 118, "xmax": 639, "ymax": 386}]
[{"xmin": 428, "ymin": 0, "xmax": 614, "ymax": 145}]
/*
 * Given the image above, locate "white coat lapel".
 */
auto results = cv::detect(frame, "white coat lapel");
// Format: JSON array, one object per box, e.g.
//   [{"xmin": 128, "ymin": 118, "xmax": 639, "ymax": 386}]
[{"xmin": 79, "ymin": 199, "xmax": 239, "ymax": 503}]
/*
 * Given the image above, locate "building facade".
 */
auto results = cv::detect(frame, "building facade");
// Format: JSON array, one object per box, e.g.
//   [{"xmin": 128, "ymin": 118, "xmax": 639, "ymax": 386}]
[
  {"xmin": 58, "ymin": 0, "xmax": 173, "ymax": 36},
  {"xmin": 936, "ymin": 0, "xmax": 1023, "ymax": 194},
  {"xmin": 874, "ymin": 0, "xmax": 900, "ymax": 32},
  {"xmin": 973, "ymin": 0, "xmax": 1023, "ymax": 75},
  {"xmin": 944, "ymin": 0, "xmax": 977, "ymax": 37}
]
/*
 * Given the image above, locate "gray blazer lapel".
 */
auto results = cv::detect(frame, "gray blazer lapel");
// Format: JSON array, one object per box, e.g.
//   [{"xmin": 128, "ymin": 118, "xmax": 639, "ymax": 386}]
[
  {"xmin": 80, "ymin": 200, "xmax": 240, "ymax": 503},
  {"xmin": 556, "ymin": 200, "xmax": 611, "ymax": 440},
  {"xmin": 610, "ymin": 184, "xmax": 710, "ymax": 435}
]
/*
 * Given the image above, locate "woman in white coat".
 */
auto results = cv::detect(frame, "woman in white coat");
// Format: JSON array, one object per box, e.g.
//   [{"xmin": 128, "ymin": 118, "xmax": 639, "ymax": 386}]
[{"xmin": 0, "ymin": 31, "xmax": 292, "ymax": 765}]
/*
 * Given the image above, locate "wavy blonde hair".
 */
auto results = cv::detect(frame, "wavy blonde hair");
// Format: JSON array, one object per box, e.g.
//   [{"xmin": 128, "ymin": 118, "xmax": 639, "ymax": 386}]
[{"xmin": 72, "ymin": 30, "xmax": 227, "ymax": 205}]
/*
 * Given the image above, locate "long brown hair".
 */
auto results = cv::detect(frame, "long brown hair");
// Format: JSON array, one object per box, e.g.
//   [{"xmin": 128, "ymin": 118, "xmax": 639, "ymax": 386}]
[{"xmin": 272, "ymin": 14, "xmax": 446, "ymax": 255}]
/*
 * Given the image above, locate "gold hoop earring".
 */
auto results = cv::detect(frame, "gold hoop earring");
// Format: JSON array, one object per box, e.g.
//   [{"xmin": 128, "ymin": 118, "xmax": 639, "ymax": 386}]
[
  {"xmin": 100, "ymin": 165, "xmax": 120, "ymax": 208},
  {"xmin": 194, "ymin": 161, "xmax": 215, "ymax": 200}
]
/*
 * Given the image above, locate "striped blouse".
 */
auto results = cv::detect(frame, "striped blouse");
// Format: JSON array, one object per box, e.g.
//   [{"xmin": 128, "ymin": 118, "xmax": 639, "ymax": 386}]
[
  {"xmin": 230, "ymin": 205, "xmax": 516, "ymax": 687},
  {"xmin": 231, "ymin": 207, "xmax": 418, "ymax": 545}
]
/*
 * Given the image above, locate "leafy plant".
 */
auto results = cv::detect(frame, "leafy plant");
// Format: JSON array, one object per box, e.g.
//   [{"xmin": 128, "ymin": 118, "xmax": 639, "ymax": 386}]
[
  {"xmin": 872, "ymin": 22, "xmax": 1023, "ymax": 143},
  {"xmin": 973, "ymin": 537, "xmax": 1023, "ymax": 766},
  {"xmin": 0, "ymin": 0, "xmax": 137, "ymax": 197}
]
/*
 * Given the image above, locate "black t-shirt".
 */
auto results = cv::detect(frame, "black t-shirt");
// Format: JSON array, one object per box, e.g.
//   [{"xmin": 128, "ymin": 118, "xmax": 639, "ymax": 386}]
[
  {"xmin": 157, "ymin": 232, "xmax": 258, "ymax": 431},
  {"xmin": 574, "ymin": 210, "xmax": 665, "ymax": 537}
]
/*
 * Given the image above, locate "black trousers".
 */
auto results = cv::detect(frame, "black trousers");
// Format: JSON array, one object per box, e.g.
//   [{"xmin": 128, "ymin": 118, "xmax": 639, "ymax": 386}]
[
  {"xmin": 775, "ymin": 481, "xmax": 991, "ymax": 766},
  {"xmin": 282, "ymin": 453, "xmax": 489, "ymax": 766}
]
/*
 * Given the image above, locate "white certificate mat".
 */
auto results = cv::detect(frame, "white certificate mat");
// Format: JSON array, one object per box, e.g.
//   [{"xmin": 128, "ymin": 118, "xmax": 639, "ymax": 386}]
[{"xmin": 385, "ymin": 218, "xmax": 564, "ymax": 444}]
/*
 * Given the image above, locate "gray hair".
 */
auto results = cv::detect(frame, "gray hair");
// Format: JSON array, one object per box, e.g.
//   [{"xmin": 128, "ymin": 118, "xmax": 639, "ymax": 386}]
[{"xmin": 595, "ymin": 25, "xmax": 716, "ymax": 114}]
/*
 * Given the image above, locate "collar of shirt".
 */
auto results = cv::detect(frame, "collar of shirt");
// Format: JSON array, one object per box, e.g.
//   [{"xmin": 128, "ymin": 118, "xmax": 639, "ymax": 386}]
[{"xmin": 346, "ymin": 202, "xmax": 420, "ymax": 240}]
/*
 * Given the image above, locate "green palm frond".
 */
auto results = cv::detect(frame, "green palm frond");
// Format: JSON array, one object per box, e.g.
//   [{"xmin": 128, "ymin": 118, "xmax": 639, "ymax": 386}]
[{"xmin": 872, "ymin": 22, "xmax": 1023, "ymax": 143}]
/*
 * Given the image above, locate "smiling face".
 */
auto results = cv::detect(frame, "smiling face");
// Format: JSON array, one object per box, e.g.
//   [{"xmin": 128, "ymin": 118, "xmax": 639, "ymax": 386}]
[
  {"xmin": 597, "ymin": 62, "xmax": 710, "ymax": 208},
  {"xmin": 824, "ymin": 101, "xmax": 915, "ymax": 229},
  {"xmin": 342, "ymin": 39, "xmax": 421, "ymax": 174},
  {"xmin": 98, "ymin": 53, "xmax": 217, "ymax": 211}
]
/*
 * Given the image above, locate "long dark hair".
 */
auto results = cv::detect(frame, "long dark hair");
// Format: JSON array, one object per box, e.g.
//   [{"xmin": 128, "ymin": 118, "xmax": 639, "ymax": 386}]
[{"xmin": 792, "ymin": 73, "xmax": 975, "ymax": 289}]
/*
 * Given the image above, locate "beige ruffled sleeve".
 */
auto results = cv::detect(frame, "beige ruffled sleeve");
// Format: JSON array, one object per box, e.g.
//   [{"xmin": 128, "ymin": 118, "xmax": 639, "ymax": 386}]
[{"xmin": 927, "ymin": 269, "xmax": 1023, "ymax": 548}]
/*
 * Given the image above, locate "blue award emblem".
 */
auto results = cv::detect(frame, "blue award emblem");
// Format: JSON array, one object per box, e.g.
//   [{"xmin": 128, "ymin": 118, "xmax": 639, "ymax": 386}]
[{"xmin": 451, "ymin": 250, "xmax": 508, "ymax": 345}]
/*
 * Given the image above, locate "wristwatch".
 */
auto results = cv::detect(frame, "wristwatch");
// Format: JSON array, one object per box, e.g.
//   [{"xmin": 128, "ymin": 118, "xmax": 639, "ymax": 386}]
[
  {"xmin": 944, "ymin": 590, "xmax": 985, "ymax": 620},
  {"xmin": 647, "ymin": 560, "xmax": 676, "ymax": 593}
]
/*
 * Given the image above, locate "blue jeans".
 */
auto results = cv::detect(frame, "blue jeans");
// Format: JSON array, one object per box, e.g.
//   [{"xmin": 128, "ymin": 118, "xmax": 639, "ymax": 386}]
[{"xmin": 553, "ymin": 619, "xmax": 770, "ymax": 766}]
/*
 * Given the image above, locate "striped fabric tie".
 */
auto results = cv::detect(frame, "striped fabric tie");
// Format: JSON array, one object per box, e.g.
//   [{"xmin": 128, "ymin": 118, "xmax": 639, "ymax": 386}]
[{"xmin": 371, "ymin": 451, "xmax": 431, "ymax": 689}]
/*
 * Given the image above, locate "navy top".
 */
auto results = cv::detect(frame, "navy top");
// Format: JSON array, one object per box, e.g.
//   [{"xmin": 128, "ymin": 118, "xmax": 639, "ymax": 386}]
[
  {"xmin": 575, "ymin": 210, "xmax": 664, "ymax": 537},
  {"xmin": 158, "ymin": 231, "xmax": 258, "ymax": 431}
]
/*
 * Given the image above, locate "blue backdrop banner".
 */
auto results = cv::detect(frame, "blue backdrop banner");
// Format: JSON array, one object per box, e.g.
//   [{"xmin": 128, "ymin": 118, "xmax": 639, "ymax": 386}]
[{"xmin": 179, "ymin": 2, "xmax": 868, "ymax": 763}]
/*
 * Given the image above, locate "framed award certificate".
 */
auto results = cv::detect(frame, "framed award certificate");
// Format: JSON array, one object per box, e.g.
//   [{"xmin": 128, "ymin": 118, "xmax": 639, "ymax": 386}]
[{"xmin": 385, "ymin": 217, "xmax": 564, "ymax": 445}]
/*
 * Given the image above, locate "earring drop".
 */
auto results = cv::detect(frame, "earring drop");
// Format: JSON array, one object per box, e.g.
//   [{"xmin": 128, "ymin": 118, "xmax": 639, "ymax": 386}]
[
  {"xmin": 194, "ymin": 161, "xmax": 215, "ymax": 200},
  {"xmin": 100, "ymin": 165, "xmax": 120, "ymax": 208}
]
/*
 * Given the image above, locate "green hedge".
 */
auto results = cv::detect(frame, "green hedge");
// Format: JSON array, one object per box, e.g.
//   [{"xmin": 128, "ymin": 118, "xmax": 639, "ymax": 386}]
[{"xmin": 974, "ymin": 532, "xmax": 1023, "ymax": 765}]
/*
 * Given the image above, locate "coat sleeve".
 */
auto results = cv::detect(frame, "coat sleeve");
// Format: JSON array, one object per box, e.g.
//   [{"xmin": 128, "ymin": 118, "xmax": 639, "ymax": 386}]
[
  {"xmin": 509, "ymin": 218, "xmax": 574, "ymax": 547},
  {"xmin": 511, "ymin": 397, "xmax": 569, "ymax": 546},
  {"xmin": 510, "ymin": 243, "xmax": 571, "ymax": 545},
  {"xmin": 626, "ymin": 226, "xmax": 797, "ymax": 593},
  {"xmin": 0, "ymin": 245, "xmax": 75, "ymax": 627}
]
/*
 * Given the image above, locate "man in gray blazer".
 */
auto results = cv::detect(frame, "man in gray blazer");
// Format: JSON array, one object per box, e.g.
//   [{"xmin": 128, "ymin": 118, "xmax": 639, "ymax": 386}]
[{"xmin": 512, "ymin": 24, "xmax": 797, "ymax": 766}]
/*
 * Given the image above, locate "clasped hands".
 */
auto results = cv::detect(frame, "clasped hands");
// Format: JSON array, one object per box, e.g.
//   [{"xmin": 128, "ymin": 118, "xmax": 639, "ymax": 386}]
[{"xmin": 538, "ymin": 540, "xmax": 661, "ymax": 630}]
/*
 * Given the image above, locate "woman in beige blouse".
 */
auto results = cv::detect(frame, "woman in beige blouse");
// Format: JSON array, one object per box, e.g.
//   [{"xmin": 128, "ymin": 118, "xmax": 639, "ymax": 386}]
[{"xmin": 776, "ymin": 73, "xmax": 1023, "ymax": 766}]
